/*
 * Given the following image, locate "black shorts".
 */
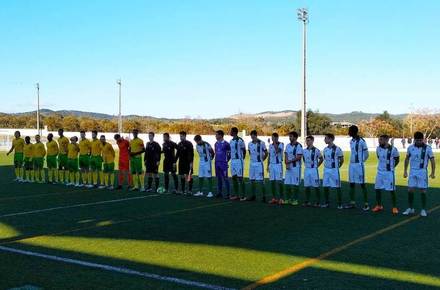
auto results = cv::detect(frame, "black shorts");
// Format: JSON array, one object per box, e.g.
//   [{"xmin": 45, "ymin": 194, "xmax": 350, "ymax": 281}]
[
  {"xmin": 178, "ymin": 161, "xmax": 191, "ymax": 176},
  {"xmin": 163, "ymin": 160, "xmax": 175, "ymax": 173},
  {"xmin": 145, "ymin": 162, "xmax": 159, "ymax": 174}
]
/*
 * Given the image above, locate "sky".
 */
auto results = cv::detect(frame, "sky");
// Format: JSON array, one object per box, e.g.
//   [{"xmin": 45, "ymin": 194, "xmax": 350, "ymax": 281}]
[{"xmin": 1, "ymin": 0, "xmax": 439, "ymax": 118}]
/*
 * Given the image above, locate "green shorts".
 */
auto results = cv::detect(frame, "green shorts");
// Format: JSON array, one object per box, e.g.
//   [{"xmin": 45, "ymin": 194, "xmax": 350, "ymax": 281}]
[
  {"xmin": 33, "ymin": 157, "xmax": 44, "ymax": 170},
  {"xmin": 103, "ymin": 162, "xmax": 115, "ymax": 173},
  {"xmin": 90, "ymin": 155, "xmax": 103, "ymax": 171},
  {"xmin": 130, "ymin": 157, "xmax": 143, "ymax": 174},
  {"xmin": 47, "ymin": 155, "xmax": 58, "ymax": 169},
  {"xmin": 24, "ymin": 157, "xmax": 33, "ymax": 170},
  {"xmin": 14, "ymin": 152, "xmax": 24, "ymax": 168},
  {"xmin": 79, "ymin": 155, "xmax": 90, "ymax": 170},
  {"xmin": 58, "ymin": 154, "xmax": 68, "ymax": 170},
  {"xmin": 68, "ymin": 158, "xmax": 79, "ymax": 172}
]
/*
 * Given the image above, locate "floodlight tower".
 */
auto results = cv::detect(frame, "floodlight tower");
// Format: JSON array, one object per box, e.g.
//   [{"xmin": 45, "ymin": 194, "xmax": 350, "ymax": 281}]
[
  {"xmin": 117, "ymin": 79, "xmax": 122, "ymax": 134},
  {"xmin": 297, "ymin": 8, "xmax": 308, "ymax": 143},
  {"xmin": 36, "ymin": 83, "xmax": 41, "ymax": 135}
]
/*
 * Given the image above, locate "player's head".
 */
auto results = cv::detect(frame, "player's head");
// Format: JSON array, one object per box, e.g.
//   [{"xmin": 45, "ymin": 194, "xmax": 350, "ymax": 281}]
[
  {"xmin": 163, "ymin": 132, "xmax": 170, "ymax": 142},
  {"xmin": 194, "ymin": 134, "xmax": 203, "ymax": 145},
  {"xmin": 114, "ymin": 134, "xmax": 121, "ymax": 142},
  {"xmin": 216, "ymin": 130, "xmax": 224, "ymax": 141},
  {"xmin": 35, "ymin": 134, "xmax": 41, "ymax": 142},
  {"xmin": 70, "ymin": 136, "xmax": 78, "ymax": 143},
  {"xmin": 58, "ymin": 128, "xmax": 64, "ymax": 136},
  {"xmin": 132, "ymin": 129, "xmax": 139, "ymax": 138},
  {"xmin": 289, "ymin": 131, "xmax": 299, "ymax": 143},
  {"xmin": 348, "ymin": 125, "xmax": 359, "ymax": 138},
  {"xmin": 80, "ymin": 130, "xmax": 86, "ymax": 139},
  {"xmin": 324, "ymin": 133, "xmax": 335, "ymax": 145},
  {"xmin": 378, "ymin": 134, "xmax": 389, "ymax": 147},
  {"xmin": 92, "ymin": 130, "xmax": 98, "ymax": 139},
  {"xmin": 179, "ymin": 131, "xmax": 187, "ymax": 141},
  {"xmin": 14, "ymin": 131, "xmax": 20, "ymax": 138},
  {"xmin": 250, "ymin": 130, "xmax": 258, "ymax": 141},
  {"xmin": 230, "ymin": 127, "xmax": 239, "ymax": 137},
  {"xmin": 271, "ymin": 132, "xmax": 279, "ymax": 143},
  {"xmin": 148, "ymin": 132, "xmax": 155, "ymax": 142},
  {"xmin": 100, "ymin": 135, "xmax": 106, "ymax": 144},
  {"xmin": 414, "ymin": 131, "xmax": 424, "ymax": 147},
  {"xmin": 24, "ymin": 136, "xmax": 31, "ymax": 144},
  {"xmin": 306, "ymin": 135, "xmax": 314, "ymax": 147},
  {"xmin": 47, "ymin": 133, "xmax": 53, "ymax": 141}
]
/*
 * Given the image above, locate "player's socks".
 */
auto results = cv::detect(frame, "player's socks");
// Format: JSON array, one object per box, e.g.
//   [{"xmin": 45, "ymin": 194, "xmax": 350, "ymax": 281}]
[
  {"xmin": 60, "ymin": 170, "xmax": 65, "ymax": 183},
  {"xmin": 99, "ymin": 171, "xmax": 104, "ymax": 185},
  {"xmin": 293, "ymin": 186, "xmax": 299, "ymax": 201},
  {"xmin": 198, "ymin": 177, "xmax": 205, "ymax": 193},
  {"xmin": 250, "ymin": 181, "xmax": 256, "ymax": 199},
  {"xmin": 147, "ymin": 176, "xmax": 153, "ymax": 189},
  {"xmin": 260, "ymin": 183, "xmax": 266, "ymax": 202},
  {"xmin": 180, "ymin": 177, "xmax": 186, "ymax": 192},
  {"xmin": 48, "ymin": 169, "xmax": 53, "ymax": 182},
  {"xmin": 104, "ymin": 173, "xmax": 109, "ymax": 186},
  {"xmin": 362, "ymin": 186, "xmax": 368, "ymax": 204},
  {"xmin": 188, "ymin": 179, "xmax": 193, "ymax": 192},
  {"xmin": 408, "ymin": 191, "xmax": 415, "ymax": 208},
  {"xmin": 337, "ymin": 188, "xmax": 342, "ymax": 206},
  {"xmin": 25, "ymin": 170, "xmax": 30, "ymax": 181},
  {"xmin": 31, "ymin": 170, "xmax": 35, "ymax": 182},
  {"xmin": 75, "ymin": 172, "xmax": 80, "ymax": 184},
  {"xmin": 349, "ymin": 186, "xmax": 355, "ymax": 203},
  {"xmin": 324, "ymin": 187, "xmax": 330, "ymax": 204},
  {"xmin": 279, "ymin": 181, "xmax": 284, "ymax": 200},
  {"xmin": 421, "ymin": 192, "xmax": 427, "ymax": 209},
  {"xmin": 315, "ymin": 187, "xmax": 321, "ymax": 204},
  {"xmin": 15, "ymin": 168, "xmax": 20, "ymax": 179},
  {"xmin": 93, "ymin": 172, "xmax": 98, "ymax": 185},
  {"xmin": 110, "ymin": 174, "xmax": 115, "ymax": 187},
  {"xmin": 41, "ymin": 170, "xmax": 45, "ymax": 182},
  {"xmin": 305, "ymin": 187, "xmax": 311, "ymax": 203},
  {"xmin": 239, "ymin": 178, "xmax": 246, "ymax": 198},
  {"xmin": 270, "ymin": 180, "xmax": 277, "ymax": 199},
  {"xmin": 232, "ymin": 177, "xmax": 239, "ymax": 195},
  {"xmin": 132, "ymin": 174, "xmax": 139, "ymax": 189},
  {"xmin": 207, "ymin": 178, "xmax": 213, "ymax": 193},
  {"xmin": 82, "ymin": 172, "xmax": 88, "ymax": 184},
  {"xmin": 139, "ymin": 175, "xmax": 145, "ymax": 189},
  {"xmin": 164, "ymin": 173, "xmax": 170, "ymax": 191},
  {"xmin": 391, "ymin": 191, "xmax": 397, "ymax": 207},
  {"xmin": 70, "ymin": 172, "xmax": 75, "ymax": 184},
  {"xmin": 20, "ymin": 168, "xmax": 24, "ymax": 180},
  {"xmin": 88, "ymin": 172, "xmax": 92, "ymax": 185},
  {"xmin": 154, "ymin": 176, "xmax": 160, "ymax": 191},
  {"xmin": 375, "ymin": 189, "xmax": 382, "ymax": 206}
]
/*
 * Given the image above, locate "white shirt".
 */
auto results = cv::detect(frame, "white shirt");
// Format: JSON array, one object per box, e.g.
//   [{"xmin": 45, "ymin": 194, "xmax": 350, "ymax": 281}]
[
  {"xmin": 350, "ymin": 137, "xmax": 369, "ymax": 163},
  {"xmin": 196, "ymin": 142, "xmax": 213, "ymax": 163},
  {"xmin": 376, "ymin": 145, "xmax": 399, "ymax": 172},
  {"xmin": 248, "ymin": 140, "xmax": 267, "ymax": 163},
  {"xmin": 323, "ymin": 145, "xmax": 343, "ymax": 169},
  {"xmin": 303, "ymin": 147, "xmax": 321, "ymax": 169},
  {"xmin": 269, "ymin": 142, "xmax": 284, "ymax": 164},
  {"xmin": 284, "ymin": 142, "xmax": 303, "ymax": 168},
  {"xmin": 407, "ymin": 144, "xmax": 434, "ymax": 170},
  {"xmin": 230, "ymin": 137, "xmax": 246, "ymax": 160}
]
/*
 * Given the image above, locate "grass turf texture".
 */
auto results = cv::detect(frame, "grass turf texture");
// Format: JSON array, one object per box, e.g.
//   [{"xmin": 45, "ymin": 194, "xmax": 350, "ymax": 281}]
[{"xmin": 0, "ymin": 151, "xmax": 439, "ymax": 290}]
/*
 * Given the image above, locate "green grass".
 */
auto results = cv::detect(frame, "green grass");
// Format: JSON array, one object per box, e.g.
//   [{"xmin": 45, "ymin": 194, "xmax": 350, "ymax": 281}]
[{"xmin": 0, "ymin": 151, "xmax": 439, "ymax": 290}]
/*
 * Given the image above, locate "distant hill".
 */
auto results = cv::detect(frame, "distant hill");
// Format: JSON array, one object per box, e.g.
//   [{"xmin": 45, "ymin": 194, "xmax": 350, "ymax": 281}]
[{"xmin": 9, "ymin": 109, "xmax": 158, "ymax": 120}]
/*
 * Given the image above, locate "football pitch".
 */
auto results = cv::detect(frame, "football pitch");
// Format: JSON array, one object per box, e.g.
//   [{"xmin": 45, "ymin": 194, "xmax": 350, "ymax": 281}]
[{"xmin": 0, "ymin": 152, "xmax": 439, "ymax": 290}]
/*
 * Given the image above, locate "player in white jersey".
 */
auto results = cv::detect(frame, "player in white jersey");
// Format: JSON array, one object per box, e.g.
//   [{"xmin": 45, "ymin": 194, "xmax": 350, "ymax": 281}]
[
  {"xmin": 267, "ymin": 132, "xmax": 284, "ymax": 205},
  {"xmin": 347, "ymin": 125, "xmax": 370, "ymax": 210},
  {"xmin": 193, "ymin": 135, "xmax": 214, "ymax": 197},
  {"xmin": 322, "ymin": 133, "xmax": 344, "ymax": 209},
  {"xmin": 229, "ymin": 127, "xmax": 247, "ymax": 200},
  {"xmin": 284, "ymin": 131, "xmax": 303, "ymax": 206},
  {"xmin": 303, "ymin": 135, "xmax": 323, "ymax": 207},
  {"xmin": 403, "ymin": 132, "xmax": 436, "ymax": 217},
  {"xmin": 372, "ymin": 134, "xmax": 400, "ymax": 214},
  {"xmin": 247, "ymin": 130, "xmax": 268, "ymax": 202}
]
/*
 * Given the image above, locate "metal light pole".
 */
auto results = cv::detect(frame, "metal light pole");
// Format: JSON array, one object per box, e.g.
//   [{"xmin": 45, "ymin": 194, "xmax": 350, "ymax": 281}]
[
  {"xmin": 36, "ymin": 83, "xmax": 41, "ymax": 135},
  {"xmin": 297, "ymin": 8, "xmax": 308, "ymax": 143},
  {"xmin": 117, "ymin": 79, "xmax": 122, "ymax": 134}
]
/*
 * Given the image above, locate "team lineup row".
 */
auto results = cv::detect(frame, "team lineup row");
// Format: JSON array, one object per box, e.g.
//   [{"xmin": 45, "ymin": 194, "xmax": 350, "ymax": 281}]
[{"xmin": 6, "ymin": 126, "xmax": 436, "ymax": 217}]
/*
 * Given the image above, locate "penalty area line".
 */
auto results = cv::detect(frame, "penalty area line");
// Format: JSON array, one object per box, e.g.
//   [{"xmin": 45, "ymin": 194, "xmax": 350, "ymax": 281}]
[{"xmin": 0, "ymin": 245, "xmax": 236, "ymax": 290}]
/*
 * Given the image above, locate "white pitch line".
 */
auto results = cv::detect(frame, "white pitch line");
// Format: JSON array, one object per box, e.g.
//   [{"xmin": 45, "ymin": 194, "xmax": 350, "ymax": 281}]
[
  {"xmin": 0, "ymin": 245, "xmax": 236, "ymax": 290},
  {"xmin": 0, "ymin": 194, "xmax": 161, "ymax": 218}
]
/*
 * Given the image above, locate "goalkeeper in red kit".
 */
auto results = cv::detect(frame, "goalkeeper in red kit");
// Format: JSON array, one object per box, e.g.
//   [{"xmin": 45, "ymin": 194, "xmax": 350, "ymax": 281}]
[{"xmin": 114, "ymin": 134, "xmax": 131, "ymax": 189}]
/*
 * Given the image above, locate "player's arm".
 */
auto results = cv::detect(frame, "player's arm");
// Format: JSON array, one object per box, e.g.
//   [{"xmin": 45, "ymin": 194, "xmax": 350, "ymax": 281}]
[
  {"xmin": 293, "ymin": 146, "xmax": 303, "ymax": 162},
  {"xmin": 6, "ymin": 143, "xmax": 14, "ymax": 155},
  {"xmin": 403, "ymin": 152, "xmax": 410, "ymax": 178},
  {"xmin": 209, "ymin": 146, "xmax": 215, "ymax": 160},
  {"xmin": 262, "ymin": 148, "xmax": 268, "ymax": 162},
  {"xmin": 155, "ymin": 143, "xmax": 161, "ymax": 165},
  {"xmin": 188, "ymin": 142, "xmax": 194, "ymax": 168},
  {"xmin": 394, "ymin": 156, "xmax": 400, "ymax": 168},
  {"xmin": 241, "ymin": 142, "xmax": 246, "ymax": 159},
  {"xmin": 429, "ymin": 152, "xmax": 436, "ymax": 179},
  {"xmin": 338, "ymin": 150, "xmax": 344, "ymax": 168},
  {"xmin": 284, "ymin": 151, "xmax": 290, "ymax": 165},
  {"xmin": 318, "ymin": 154, "xmax": 324, "ymax": 167}
]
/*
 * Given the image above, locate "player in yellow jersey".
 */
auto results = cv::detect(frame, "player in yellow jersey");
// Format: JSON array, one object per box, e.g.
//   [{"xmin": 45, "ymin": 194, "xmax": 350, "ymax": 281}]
[
  {"xmin": 23, "ymin": 136, "xmax": 34, "ymax": 183},
  {"xmin": 100, "ymin": 135, "xmax": 116, "ymax": 190},
  {"xmin": 67, "ymin": 136, "xmax": 80, "ymax": 186},
  {"xmin": 33, "ymin": 135, "xmax": 46, "ymax": 183},
  {"xmin": 46, "ymin": 133, "xmax": 59, "ymax": 184},
  {"xmin": 78, "ymin": 130, "xmax": 91, "ymax": 187},
  {"xmin": 7, "ymin": 131, "xmax": 25, "ymax": 181},
  {"xmin": 90, "ymin": 130, "xmax": 104, "ymax": 187},
  {"xmin": 57, "ymin": 129, "xmax": 70, "ymax": 184},
  {"xmin": 129, "ymin": 129, "xmax": 146, "ymax": 191}
]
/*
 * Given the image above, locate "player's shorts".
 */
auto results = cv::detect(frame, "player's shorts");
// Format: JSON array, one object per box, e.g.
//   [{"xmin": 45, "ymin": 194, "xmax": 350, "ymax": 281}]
[
  {"xmin": 14, "ymin": 152, "xmax": 24, "ymax": 168},
  {"xmin": 46, "ymin": 155, "xmax": 58, "ymax": 169},
  {"xmin": 145, "ymin": 161, "xmax": 159, "ymax": 174},
  {"xmin": 33, "ymin": 157, "xmax": 44, "ymax": 170},
  {"xmin": 375, "ymin": 170, "xmax": 395, "ymax": 191},
  {"xmin": 323, "ymin": 167, "xmax": 341, "ymax": 188},
  {"xmin": 103, "ymin": 162, "xmax": 115, "ymax": 173},
  {"xmin": 68, "ymin": 158, "xmax": 79, "ymax": 172},
  {"xmin": 249, "ymin": 161, "xmax": 264, "ymax": 181},
  {"xmin": 285, "ymin": 165, "xmax": 301, "ymax": 185},
  {"xmin": 230, "ymin": 159, "xmax": 244, "ymax": 177},
  {"xmin": 215, "ymin": 164, "xmax": 228, "ymax": 178},
  {"xmin": 304, "ymin": 167, "xmax": 320, "ymax": 188},
  {"xmin": 198, "ymin": 161, "xmax": 212, "ymax": 178},
  {"xmin": 58, "ymin": 154, "xmax": 68, "ymax": 170},
  {"xmin": 79, "ymin": 155, "xmax": 90, "ymax": 170},
  {"xmin": 269, "ymin": 163, "xmax": 283, "ymax": 181},
  {"xmin": 163, "ymin": 159, "xmax": 176, "ymax": 173},
  {"xmin": 90, "ymin": 155, "xmax": 103, "ymax": 171},
  {"xmin": 349, "ymin": 163, "xmax": 365, "ymax": 184},
  {"xmin": 24, "ymin": 157, "xmax": 33, "ymax": 170},
  {"xmin": 130, "ymin": 157, "xmax": 143, "ymax": 174},
  {"xmin": 118, "ymin": 158, "xmax": 129, "ymax": 171},
  {"xmin": 408, "ymin": 169, "xmax": 428, "ymax": 189},
  {"xmin": 178, "ymin": 161, "xmax": 191, "ymax": 176}
]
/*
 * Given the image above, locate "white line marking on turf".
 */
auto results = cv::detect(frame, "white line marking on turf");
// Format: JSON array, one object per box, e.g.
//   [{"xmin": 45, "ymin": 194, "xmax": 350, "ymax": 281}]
[
  {"xmin": 0, "ymin": 194, "xmax": 161, "ymax": 218},
  {"xmin": 0, "ymin": 245, "xmax": 236, "ymax": 290}
]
